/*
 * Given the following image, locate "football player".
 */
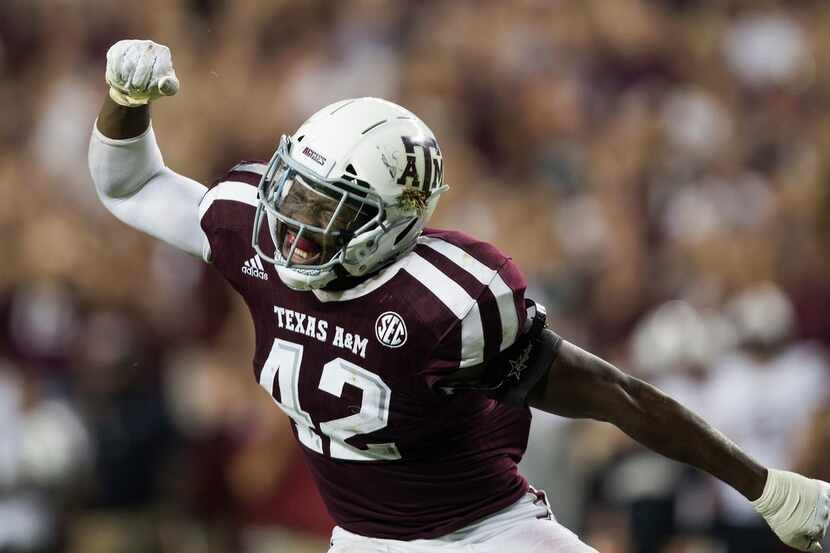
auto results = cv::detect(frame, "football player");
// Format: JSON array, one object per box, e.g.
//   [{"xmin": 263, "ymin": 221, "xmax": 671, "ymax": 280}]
[{"xmin": 89, "ymin": 40, "xmax": 830, "ymax": 552}]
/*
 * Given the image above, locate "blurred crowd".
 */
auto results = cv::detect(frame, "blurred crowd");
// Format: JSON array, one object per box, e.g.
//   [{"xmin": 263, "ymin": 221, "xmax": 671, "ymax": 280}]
[{"xmin": 2, "ymin": 0, "xmax": 830, "ymax": 551}]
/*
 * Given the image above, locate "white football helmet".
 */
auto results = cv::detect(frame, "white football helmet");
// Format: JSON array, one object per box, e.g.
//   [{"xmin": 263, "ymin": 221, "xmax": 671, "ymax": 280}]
[{"xmin": 253, "ymin": 97, "xmax": 448, "ymax": 290}]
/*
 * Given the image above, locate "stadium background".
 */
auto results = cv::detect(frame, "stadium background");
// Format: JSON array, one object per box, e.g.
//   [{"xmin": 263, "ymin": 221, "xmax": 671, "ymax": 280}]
[{"xmin": 2, "ymin": 0, "xmax": 830, "ymax": 551}]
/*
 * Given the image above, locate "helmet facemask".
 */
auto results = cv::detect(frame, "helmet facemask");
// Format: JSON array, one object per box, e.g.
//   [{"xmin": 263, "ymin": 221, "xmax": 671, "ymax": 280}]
[{"xmin": 252, "ymin": 136, "xmax": 382, "ymax": 287}]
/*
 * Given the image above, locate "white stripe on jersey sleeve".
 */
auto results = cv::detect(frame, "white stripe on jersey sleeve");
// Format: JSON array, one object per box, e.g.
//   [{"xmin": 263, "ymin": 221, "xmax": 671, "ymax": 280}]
[
  {"xmin": 460, "ymin": 303, "xmax": 485, "ymax": 367},
  {"xmin": 198, "ymin": 180, "xmax": 259, "ymax": 222},
  {"xmin": 489, "ymin": 273, "xmax": 519, "ymax": 351},
  {"xmin": 417, "ymin": 236, "xmax": 497, "ymax": 284},
  {"xmin": 405, "ymin": 253, "xmax": 485, "ymax": 368},
  {"xmin": 418, "ymin": 236, "xmax": 520, "ymax": 352},
  {"xmin": 254, "ymin": 255, "xmax": 265, "ymax": 271}
]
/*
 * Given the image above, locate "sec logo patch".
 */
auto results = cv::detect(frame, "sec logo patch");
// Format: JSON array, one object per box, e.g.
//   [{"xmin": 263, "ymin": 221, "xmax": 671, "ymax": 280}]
[{"xmin": 375, "ymin": 311, "xmax": 407, "ymax": 348}]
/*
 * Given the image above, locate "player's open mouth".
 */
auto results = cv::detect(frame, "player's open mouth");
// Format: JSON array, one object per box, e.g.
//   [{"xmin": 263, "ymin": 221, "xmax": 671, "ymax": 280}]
[{"xmin": 282, "ymin": 230, "xmax": 322, "ymax": 265}]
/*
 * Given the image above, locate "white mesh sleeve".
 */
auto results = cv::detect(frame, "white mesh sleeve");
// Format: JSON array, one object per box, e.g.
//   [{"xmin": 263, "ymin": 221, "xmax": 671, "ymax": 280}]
[{"xmin": 88, "ymin": 122, "xmax": 210, "ymax": 260}]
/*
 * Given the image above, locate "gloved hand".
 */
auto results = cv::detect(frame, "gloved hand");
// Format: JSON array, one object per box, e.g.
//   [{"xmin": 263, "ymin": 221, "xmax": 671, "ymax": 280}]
[
  {"xmin": 105, "ymin": 39, "xmax": 180, "ymax": 107},
  {"xmin": 752, "ymin": 469, "xmax": 830, "ymax": 552}
]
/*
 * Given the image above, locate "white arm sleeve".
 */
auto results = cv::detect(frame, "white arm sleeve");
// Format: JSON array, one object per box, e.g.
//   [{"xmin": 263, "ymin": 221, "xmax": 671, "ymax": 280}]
[{"xmin": 88, "ymin": 122, "xmax": 210, "ymax": 260}]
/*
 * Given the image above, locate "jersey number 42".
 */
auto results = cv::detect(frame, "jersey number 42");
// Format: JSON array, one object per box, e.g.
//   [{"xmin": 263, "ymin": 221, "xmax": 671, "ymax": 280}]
[{"xmin": 259, "ymin": 339, "xmax": 402, "ymax": 461}]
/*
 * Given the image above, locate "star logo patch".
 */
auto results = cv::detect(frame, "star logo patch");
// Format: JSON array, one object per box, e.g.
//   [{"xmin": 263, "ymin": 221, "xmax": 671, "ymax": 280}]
[{"xmin": 506, "ymin": 342, "xmax": 533, "ymax": 383}]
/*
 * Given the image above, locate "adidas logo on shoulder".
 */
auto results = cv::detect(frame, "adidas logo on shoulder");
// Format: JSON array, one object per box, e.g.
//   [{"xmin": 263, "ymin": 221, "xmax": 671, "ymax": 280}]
[{"xmin": 241, "ymin": 255, "xmax": 269, "ymax": 280}]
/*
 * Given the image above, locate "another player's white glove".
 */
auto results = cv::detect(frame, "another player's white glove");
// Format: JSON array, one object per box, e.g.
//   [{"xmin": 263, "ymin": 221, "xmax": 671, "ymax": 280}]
[
  {"xmin": 752, "ymin": 469, "xmax": 830, "ymax": 552},
  {"xmin": 105, "ymin": 39, "xmax": 179, "ymax": 107}
]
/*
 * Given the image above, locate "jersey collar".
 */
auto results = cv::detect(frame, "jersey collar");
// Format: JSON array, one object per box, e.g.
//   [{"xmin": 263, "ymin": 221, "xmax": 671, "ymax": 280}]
[{"xmin": 311, "ymin": 255, "xmax": 409, "ymax": 302}]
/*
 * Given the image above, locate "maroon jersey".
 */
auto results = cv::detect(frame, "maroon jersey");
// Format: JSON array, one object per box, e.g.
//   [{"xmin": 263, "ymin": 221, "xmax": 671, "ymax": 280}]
[{"xmin": 198, "ymin": 163, "xmax": 533, "ymax": 540}]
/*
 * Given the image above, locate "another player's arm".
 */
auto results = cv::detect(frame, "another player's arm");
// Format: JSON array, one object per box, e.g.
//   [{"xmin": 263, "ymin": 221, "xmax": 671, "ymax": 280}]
[
  {"xmin": 89, "ymin": 39, "xmax": 209, "ymax": 259},
  {"xmin": 526, "ymin": 330, "xmax": 830, "ymax": 553}
]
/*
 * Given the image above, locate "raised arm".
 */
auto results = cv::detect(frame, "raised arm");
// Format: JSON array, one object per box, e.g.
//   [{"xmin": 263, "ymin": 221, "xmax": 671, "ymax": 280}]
[
  {"xmin": 88, "ymin": 40, "xmax": 209, "ymax": 259},
  {"xmin": 526, "ymin": 330, "xmax": 830, "ymax": 552}
]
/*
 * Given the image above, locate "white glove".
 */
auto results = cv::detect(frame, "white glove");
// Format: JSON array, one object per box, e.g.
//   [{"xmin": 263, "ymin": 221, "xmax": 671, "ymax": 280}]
[
  {"xmin": 752, "ymin": 469, "xmax": 830, "ymax": 552},
  {"xmin": 105, "ymin": 39, "xmax": 180, "ymax": 107}
]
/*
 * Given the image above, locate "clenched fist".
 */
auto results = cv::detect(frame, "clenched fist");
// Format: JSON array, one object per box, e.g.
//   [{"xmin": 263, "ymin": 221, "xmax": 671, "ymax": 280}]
[{"xmin": 105, "ymin": 39, "xmax": 179, "ymax": 107}]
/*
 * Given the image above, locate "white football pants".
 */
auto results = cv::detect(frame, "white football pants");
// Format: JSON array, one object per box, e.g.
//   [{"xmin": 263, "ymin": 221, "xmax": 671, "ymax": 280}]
[{"xmin": 327, "ymin": 490, "xmax": 597, "ymax": 553}]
